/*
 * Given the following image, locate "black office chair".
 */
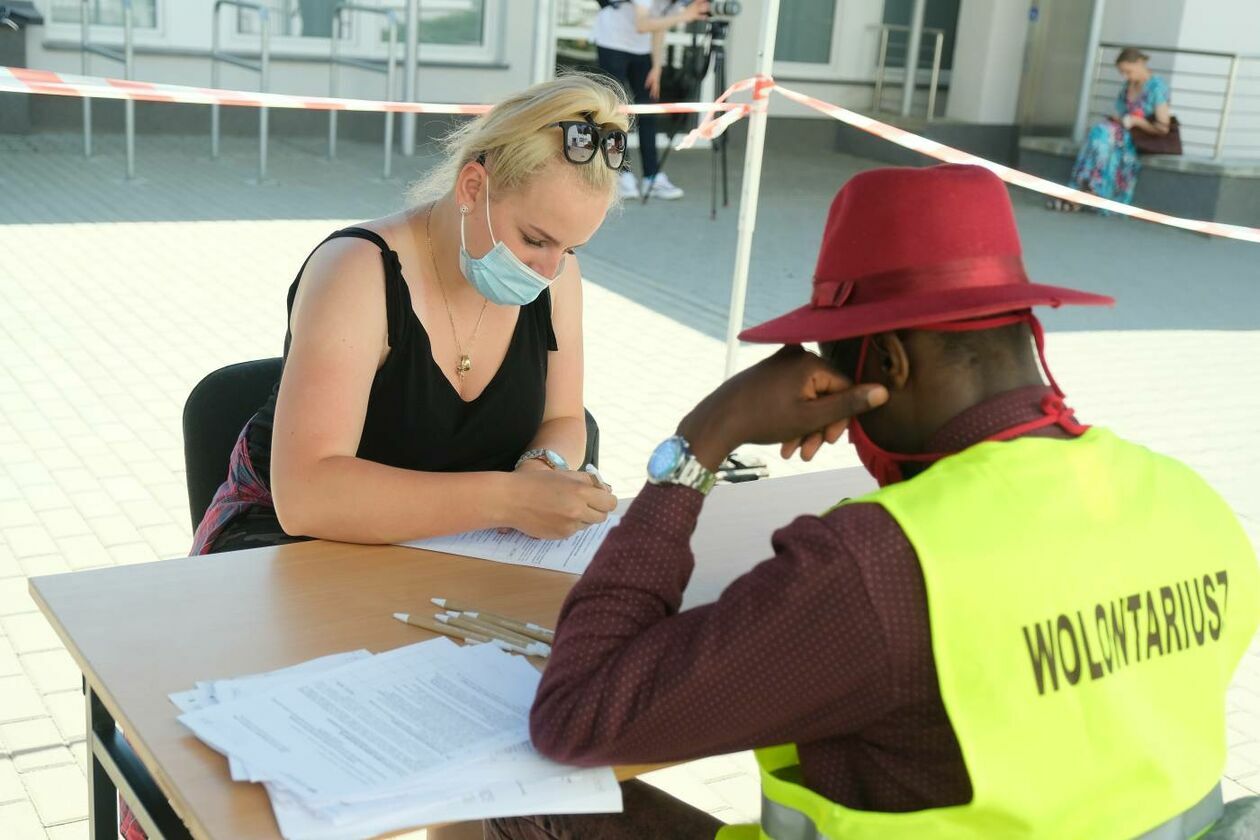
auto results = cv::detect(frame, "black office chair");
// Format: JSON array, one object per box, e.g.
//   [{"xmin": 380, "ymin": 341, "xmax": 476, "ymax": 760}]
[
  {"xmin": 182, "ymin": 358, "xmax": 602, "ymax": 530},
  {"xmin": 182, "ymin": 358, "xmax": 284, "ymax": 530}
]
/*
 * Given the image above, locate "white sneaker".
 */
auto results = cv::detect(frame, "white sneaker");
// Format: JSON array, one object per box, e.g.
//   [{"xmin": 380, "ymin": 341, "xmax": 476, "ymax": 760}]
[
  {"xmin": 643, "ymin": 172, "xmax": 684, "ymax": 201},
  {"xmin": 618, "ymin": 171, "xmax": 641, "ymax": 199}
]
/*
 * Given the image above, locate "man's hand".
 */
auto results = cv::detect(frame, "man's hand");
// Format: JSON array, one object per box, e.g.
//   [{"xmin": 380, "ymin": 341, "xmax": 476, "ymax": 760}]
[
  {"xmin": 646, "ymin": 65, "xmax": 662, "ymax": 100},
  {"xmin": 680, "ymin": 0, "xmax": 710, "ymax": 22},
  {"xmin": 676, "ymin": 345, "xmax": 888, "ymax": 471}
]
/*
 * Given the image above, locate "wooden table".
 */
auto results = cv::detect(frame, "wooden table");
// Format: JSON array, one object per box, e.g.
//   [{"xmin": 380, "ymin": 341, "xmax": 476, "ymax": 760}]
[{"xmin": 30, "ymin": 468, "xmax": 873, "ymax": 839}]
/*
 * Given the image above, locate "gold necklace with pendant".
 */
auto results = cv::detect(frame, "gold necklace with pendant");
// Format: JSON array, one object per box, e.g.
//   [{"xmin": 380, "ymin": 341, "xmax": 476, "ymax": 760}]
[{"xmin": 426, "ymin": 203, "xmax": 488, "ymax": 394}]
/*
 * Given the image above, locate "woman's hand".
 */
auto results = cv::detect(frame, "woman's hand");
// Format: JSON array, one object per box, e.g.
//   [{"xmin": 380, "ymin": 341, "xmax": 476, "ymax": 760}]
[
  {"xmin": 514, "ymin": 457, "xmax": 555, "ymax": 474},
  {"xmin": 507, "ymin": 469, "xmax": 617, "ymax": 540},
  {"xmin": 646, "ymin": 65, "xmax": 662, "ymax": 100}
]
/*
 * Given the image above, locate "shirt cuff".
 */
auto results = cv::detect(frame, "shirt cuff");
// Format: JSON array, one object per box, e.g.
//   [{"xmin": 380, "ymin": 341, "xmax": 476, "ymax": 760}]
[{"xmin": 623, "ymin": 482, "xmax": 706, "ymax": 538}]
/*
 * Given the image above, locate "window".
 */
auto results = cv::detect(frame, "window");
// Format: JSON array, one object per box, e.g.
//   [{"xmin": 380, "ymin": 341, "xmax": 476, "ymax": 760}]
[
  {"xmin": 51, "ymin": 0, "xmax": 158, "ymax": 28},
  {"xmin": 880, "ymin": 0, "xmax": 960, "ymax": 72},
  {"xmin": 419, "ymin": 0, "xmax": 485, "ymax": 46},
  {"xmin": 235, "ymin": 0, "xmax": 339, "ymax": 38},
  {"xmin": 235, "ymin": 0, "xmax": 486, "ymax": 47},
  {"xmin": 775, "ymin": 0, "xmax": 838, "ymax": 65}
]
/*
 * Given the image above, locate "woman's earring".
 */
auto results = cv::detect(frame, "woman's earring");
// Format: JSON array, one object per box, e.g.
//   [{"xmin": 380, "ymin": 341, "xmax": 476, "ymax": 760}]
[{"xmin": 459, "ymin": 205, "xmax": 470, "ymax": 215}]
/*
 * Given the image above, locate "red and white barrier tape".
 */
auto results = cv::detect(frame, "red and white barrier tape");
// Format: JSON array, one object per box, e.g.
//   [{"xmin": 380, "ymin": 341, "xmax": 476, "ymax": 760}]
[
  {"xmin": 0, "ymin": 66, "xmax": 741, "ymax": 117},
  {"xmin": 4, "ymin": 64, "xmax": 1257, "ymax": 244},
  {"xmin": 678, "ymin": 77, "xmax": 1260, "ymax": 245},
  {"xmin": 771, "ymin": 84, "xmax": 1260, "ymax": 244}
]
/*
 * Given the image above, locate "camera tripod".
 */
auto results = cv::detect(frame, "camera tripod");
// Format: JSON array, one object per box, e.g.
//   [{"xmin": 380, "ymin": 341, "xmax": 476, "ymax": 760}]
[{"xmin": 641, "ymin": 18, "xmax": 732, "ymax": 221}]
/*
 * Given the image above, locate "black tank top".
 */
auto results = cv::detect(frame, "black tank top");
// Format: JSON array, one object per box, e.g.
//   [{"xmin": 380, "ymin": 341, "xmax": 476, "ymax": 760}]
[{"xmin": 246, "ymin": 227, "xmax": 556, "ymax": 487}]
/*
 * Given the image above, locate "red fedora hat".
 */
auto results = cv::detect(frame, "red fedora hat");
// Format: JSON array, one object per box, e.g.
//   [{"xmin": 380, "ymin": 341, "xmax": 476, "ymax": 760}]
[{"xmin": 740, "ymin": 164, "xmax": 1113, "ymax": 344}]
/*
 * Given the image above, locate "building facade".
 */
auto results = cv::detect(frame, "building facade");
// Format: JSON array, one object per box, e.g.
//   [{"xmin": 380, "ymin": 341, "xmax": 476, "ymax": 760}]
[{"xmin": 6, "ymin": 1, "xmax": 1258, "ymax": 160}]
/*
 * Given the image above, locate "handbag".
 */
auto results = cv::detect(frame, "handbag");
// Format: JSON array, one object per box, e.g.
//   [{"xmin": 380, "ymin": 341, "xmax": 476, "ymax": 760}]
[{"xmin": 1130, "ymin": 115, "xmax": 1182, "ymax": 156}]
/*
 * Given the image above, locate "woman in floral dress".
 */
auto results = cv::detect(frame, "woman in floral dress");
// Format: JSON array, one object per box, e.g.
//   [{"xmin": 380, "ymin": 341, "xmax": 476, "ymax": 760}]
[{"xmin": 1051, "ymin": 47, "xmax": 1172, "ymax": 211}]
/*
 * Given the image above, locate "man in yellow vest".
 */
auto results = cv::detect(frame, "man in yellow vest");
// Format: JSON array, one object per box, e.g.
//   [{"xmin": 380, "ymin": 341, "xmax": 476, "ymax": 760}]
[{"xmin": 490, "ymin": 165, "xmax": 1260, "ymax": 839}]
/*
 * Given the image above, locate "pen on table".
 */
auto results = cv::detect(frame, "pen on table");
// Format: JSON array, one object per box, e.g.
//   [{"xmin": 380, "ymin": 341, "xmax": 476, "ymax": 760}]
[
  {"xmin": 393, "ymin": 612, "xmax": 492, "ymax": 646},
  {"xmin": 395, "ymin": 612, "xmax": 543, "ymax": 657},
  {"xmin": 435, "ymin": 613, "xmax": 550, "ymax": 658},
  {"xmin": 584, "ymin": 463, "xmax": 611, "ymax": 491},
  {"xmin": 441, "ymin": 611, "xmax": 549, "ymax": 653},
  {"xmin": 430, "ymin": 598, "xmax": 556, "ymax": 642}
]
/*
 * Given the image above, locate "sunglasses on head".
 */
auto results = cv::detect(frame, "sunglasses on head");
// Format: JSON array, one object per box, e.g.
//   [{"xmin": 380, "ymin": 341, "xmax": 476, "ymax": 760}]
[{"xmin": 550, "ymin": 114, "xmax": 629, "ymax": 171}]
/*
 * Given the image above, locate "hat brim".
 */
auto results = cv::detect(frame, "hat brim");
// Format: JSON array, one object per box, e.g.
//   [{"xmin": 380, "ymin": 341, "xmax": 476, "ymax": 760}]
[{"xmin": 738, "ymin": 283, "xmax": 1115, "ymax": 345}]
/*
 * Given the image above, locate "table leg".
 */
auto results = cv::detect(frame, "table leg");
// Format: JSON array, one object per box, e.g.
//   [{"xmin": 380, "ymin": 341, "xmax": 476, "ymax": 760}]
[
  {"xmin": 86, "ymin": 687, "xmax": 119, "ymax": 840},
  {"xmin": 81, "ymin": 680, "xmax": 195, "ymax": 839}
]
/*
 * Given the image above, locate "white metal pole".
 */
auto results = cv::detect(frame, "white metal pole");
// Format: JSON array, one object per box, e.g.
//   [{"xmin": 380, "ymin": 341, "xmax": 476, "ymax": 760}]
[
  {"xmin": 329, "ymin": 9, "xmax": 340, "ymax": 160},
  {"xmin": 82, "ymin": 0, "xmax": 91, "ymax": 157},
  {"xmin": 259, "ymin": 6, "xmax": 270, "ymax": 183},
  {"xmin": 123, "ymin": 0, "xmax": 135, "ymax": 179},
  {"xmin": 401, "ymin": 0, "xmax": 419, "ymax": 156},
  {"xmin": 532, "ymin": 0, "xmax": 557, "ymax": 85},
  {"xmin": 1072, "ymin": 0, "xmax": 1107, "ymax": 142},
  {"xmin": 899, "ymin": 0, "xmax": 925, "ymax": 117},
  {"xmin": 211, "ymin": 3, "xmax": 221, "ymax": 159},
  {"xmin": 1215, "ymin": 55, "xmax": 1240, "ymax": 160},
  {"xmin": 385, "ymin": 12, "xmax": 398, "ymax": 178},
  {"xmin": 721, "ymin": 0, "xmax": 780, "ymax": 380}
]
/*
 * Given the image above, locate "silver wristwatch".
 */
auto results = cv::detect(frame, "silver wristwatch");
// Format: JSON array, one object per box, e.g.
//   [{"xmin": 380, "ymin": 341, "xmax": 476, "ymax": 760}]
[
  {"xmin": 646, "ymin": 435, "xmax": 717, "ymax": 495},
  {"xmin": 515, "ymin": 448, "xmax": 570, "ymax": 471}
]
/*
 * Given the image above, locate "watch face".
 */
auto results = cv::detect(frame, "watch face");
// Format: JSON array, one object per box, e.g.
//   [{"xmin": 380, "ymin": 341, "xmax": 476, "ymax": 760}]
[{"xmin": 648, "ymin": 436, "xmax": 685, "ymax": 482}]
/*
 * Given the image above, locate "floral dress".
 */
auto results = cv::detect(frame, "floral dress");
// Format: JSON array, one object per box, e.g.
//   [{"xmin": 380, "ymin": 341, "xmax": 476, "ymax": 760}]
[{"xmin": 1069, "ymin": 75, "xmax": 1170, "ymax": 204}]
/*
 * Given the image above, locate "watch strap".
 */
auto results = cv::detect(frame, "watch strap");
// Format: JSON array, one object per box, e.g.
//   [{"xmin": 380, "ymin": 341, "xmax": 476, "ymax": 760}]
[
  {"xmin": 515, "ymin": 448, "xmax": 568, "ymax": 471},
  {"xmin": 675, "ymin": 455, "xmax": 717, "ymax": 495}
]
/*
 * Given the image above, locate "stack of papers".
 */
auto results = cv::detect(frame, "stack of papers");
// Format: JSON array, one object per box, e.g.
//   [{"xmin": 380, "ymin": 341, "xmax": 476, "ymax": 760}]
[
  {"xmin": 402, "ymin": 515, "xmax": 622, "ymax": 575},
  {"xmin": 173, "ymin": 639, "xmax": 622, "ymax": 839}
]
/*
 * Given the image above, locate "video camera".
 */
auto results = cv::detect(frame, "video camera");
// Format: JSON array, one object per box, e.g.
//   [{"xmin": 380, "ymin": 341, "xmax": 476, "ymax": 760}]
[
  {"xmin": 679, "ymin": 0, "xmax": 742, "ymax": 18},
  {"xmin": 596, "ymin": 0, "xmax": 741, "ymax": 19}
]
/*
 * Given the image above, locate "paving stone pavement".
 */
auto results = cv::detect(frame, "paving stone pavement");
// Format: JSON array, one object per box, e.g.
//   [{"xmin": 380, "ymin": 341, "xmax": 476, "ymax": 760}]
[{"xmin": 0, "ymin": 131, "xmax": 1258, "ymax": 838}]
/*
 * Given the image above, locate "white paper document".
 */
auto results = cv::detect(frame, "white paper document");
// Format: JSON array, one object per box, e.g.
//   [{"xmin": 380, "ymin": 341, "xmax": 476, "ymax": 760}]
[
  {"xmin": 174, "ymin": 639, "xmax": 622, "ymax": 839},
  {"xmin": 401, "ymin": 515, "xmax": 621, "ymax": 575},
  {"xmin": 172, "ymin": 650, "xmax": 374, "ymax": 782},
  {"xmin": 180, "ymin": 640, "xmax": 533, "ymax": 799}
]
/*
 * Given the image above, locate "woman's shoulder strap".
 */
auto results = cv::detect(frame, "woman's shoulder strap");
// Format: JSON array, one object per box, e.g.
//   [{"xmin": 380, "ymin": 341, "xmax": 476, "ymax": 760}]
[
  {"xmin": 325, "ymin": 226, "xmax": 394, "ymax": 254},
  {"xmin": 308, "ymin": 226, "xmax": 410, "ymax": 347}
]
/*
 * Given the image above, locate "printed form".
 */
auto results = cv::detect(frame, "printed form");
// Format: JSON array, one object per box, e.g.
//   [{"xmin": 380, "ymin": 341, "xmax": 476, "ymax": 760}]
[
  {"xmin": 174, "ymin": 639, "xmax": 621, "ymax": 838},
  {"xmin": 401, "ymin": 516, "xmax": 622, "ymax": 575}
]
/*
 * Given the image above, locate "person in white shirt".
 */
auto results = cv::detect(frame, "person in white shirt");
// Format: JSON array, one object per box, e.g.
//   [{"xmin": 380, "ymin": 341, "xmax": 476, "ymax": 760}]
[{"xmin": 592, "ymin": 0, "xmax": 709, "ymax": 200}]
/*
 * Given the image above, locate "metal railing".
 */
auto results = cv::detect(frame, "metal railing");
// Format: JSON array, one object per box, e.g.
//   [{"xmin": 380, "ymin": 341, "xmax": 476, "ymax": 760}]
[
  {"xmin": 81, "ymin": 0, "xmax": 136, "ymax": 178},
  {"xmin": 873, "ymin": 23, "xmax": 945, "ymax": 122},
  {"xmin": 211, "ymin": 0, "xmax": 272, "ymax": 182},
  {"xmin": 1086, "ymin": 42, "xmax": 1260, "ymax": 160},
  {"xmin": 329, "ymin": 3, "xmax": 401, "ymax": 179}
]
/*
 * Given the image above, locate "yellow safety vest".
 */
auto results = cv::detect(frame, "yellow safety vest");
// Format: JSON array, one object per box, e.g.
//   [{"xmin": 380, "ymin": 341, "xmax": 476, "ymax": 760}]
[{"xmin": 718, "ymin": 428, "xmax": 1259, "ymax": 839}]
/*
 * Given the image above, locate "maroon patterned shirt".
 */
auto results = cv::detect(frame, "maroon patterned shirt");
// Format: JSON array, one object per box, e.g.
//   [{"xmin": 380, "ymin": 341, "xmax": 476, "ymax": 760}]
[{"xmin": 531, "ymin": 386, "xmax": 1076, "ymax": 812}]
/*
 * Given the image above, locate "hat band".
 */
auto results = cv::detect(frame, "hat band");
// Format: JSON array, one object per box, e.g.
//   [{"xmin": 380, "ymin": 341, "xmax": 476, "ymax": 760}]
[{"xmin": 811, "ymin": 255, "xmax": 1030, "ymax": 309}]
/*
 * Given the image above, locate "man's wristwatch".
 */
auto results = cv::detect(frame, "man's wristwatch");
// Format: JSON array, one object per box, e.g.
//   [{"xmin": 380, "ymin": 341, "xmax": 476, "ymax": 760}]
[
  {"xmin": 515, "ymin": 448, "xmax": 570, "ymax": 471},
  {"xmin": 647, "ymin": 435, "xmax": 717, "ymax": 495}
]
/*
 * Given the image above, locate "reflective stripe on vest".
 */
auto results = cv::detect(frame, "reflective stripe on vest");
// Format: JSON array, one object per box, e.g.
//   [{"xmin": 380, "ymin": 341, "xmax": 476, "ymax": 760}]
[{"xmin": 760, "ymin": 783, "xmax": 1224, "ymax": 840}]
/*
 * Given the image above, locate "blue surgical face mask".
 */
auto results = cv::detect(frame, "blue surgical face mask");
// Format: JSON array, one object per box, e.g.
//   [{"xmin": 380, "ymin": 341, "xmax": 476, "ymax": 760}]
[{"xmin": 459, "ymin": 181, "xmax": 564, "ymax": 306}]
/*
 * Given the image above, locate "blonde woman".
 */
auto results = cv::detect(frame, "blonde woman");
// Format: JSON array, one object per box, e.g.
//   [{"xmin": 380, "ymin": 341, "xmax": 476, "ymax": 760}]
[{"xmin": 189, "ymin": 74, "xmax": 626, "ymax": 556}]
